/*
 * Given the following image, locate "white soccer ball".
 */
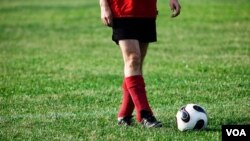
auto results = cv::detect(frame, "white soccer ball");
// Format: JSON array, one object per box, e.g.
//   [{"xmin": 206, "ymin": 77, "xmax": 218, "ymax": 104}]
[{"xmin": 176, "ymin": 103, "xmax": 208, "ymax": 131}]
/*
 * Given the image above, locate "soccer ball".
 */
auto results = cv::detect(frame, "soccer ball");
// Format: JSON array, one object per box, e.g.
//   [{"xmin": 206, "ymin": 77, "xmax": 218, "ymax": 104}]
[{"xmin": 176, "ymin": 103, "xmax": 208, "ymax": 131}]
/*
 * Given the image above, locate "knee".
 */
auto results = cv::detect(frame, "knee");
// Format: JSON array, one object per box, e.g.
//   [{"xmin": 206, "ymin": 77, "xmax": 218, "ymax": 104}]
[{"xmin": 126, "ymin": 54, "xmax": 141, "ymax": 71}]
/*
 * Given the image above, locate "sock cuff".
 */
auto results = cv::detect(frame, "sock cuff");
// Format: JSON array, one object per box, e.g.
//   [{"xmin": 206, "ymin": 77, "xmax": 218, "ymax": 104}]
[{"xmin": 125, "ymin": 75, "xmax": 145, "ymax": 88}]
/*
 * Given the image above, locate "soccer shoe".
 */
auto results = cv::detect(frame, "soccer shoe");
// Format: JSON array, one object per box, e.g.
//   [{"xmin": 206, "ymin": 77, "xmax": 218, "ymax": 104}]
[
  {"xmin": 118, "ymin": 116, "xmax": 133, "ymax": 126},
  {"xmin": 140, "ymin": 110, "xmax": 163, "ymax": 128}
]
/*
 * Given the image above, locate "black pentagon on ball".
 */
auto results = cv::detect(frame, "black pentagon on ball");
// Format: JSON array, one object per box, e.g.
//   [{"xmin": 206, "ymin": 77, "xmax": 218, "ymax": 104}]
[
  {"xmin": 193, "ymin": 119, "xmax": 205, "ymax": 129},
  {"xmin": 181, "ymin": 109, "xmax": 190, "ymax": 123},
  {"xmin": 193, "ymin": 105, "xmax": 206, "ymax": 114}
]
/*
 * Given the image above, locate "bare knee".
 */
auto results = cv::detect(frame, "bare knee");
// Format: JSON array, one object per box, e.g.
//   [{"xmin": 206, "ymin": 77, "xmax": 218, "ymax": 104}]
[{"xmin": 126, "ymin": 53, "xmax": 141, "ymax": 72}]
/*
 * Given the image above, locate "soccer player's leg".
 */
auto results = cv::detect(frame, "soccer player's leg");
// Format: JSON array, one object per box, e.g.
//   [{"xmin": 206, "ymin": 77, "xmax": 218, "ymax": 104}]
[
  {"xmin": 118, "ymin": 40, "xmax": 162, "ymax": 127},
  {"xmin": 117, "ymin": 79, "xmax": 134, "ymax": 126}
]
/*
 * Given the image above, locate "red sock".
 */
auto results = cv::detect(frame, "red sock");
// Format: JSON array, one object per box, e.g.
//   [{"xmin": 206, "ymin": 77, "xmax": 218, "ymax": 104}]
[
  {"xmin": 125, "ymin": 75, "xmax": 153, "ymax": 122},
  {"xmin": 118, "ymin": 79, "xmax": 134, "ymax": 118}
]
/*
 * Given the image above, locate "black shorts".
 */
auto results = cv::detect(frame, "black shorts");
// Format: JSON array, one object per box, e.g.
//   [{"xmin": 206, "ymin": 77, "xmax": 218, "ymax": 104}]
[{"xmin": 112, "ymin": 18, "xmax": 157, "ymax": 44}]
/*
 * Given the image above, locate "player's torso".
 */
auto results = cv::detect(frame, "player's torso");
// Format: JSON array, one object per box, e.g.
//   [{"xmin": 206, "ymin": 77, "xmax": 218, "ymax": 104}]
[{"xmin": 108, "ymin": 0, "xmax": 157, "ymax": 18}]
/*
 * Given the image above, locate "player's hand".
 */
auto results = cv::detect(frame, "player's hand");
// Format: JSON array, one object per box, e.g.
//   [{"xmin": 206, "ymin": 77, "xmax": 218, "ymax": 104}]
[
  {"xmin": 100, "ymin": 5, "xmax": 113, "ymax": 27},
  {"xmin": 169, "ymin": 0, "xmax": 181, "ymax": 18}
]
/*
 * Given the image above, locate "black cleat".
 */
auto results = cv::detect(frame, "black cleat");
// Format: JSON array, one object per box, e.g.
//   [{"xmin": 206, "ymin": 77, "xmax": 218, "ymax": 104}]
[
  {"xmin": 118, "ymin": 116, "xmax": 133, "ymax": 126},
  {"xmin": 140, "ymin": 110, "xmax": 163, "ymax": 128}
]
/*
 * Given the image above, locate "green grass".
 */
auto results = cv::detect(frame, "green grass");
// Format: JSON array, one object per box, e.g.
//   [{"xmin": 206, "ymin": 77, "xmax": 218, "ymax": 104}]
[{"xmin": 0, "ymin": 0, "xmax": 249, "ymax": 140}]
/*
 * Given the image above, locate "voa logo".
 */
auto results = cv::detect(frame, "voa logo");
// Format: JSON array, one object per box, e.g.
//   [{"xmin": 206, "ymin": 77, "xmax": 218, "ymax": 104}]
[{"xmin": 226, "ymin": 129, "xmax": 246, "ymax": 136}]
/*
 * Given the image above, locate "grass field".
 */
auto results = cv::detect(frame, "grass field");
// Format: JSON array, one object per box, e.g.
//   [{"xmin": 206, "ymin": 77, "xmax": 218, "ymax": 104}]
[{"xmin": 0, "ymin": 0, "xmax": 249, "ymax": 140}]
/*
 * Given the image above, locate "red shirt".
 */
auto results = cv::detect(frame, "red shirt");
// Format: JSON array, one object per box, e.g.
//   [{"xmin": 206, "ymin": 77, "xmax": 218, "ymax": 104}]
[{"xmin": 108, "ymin": 0, "xmax": 157, "ymax": 18}]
